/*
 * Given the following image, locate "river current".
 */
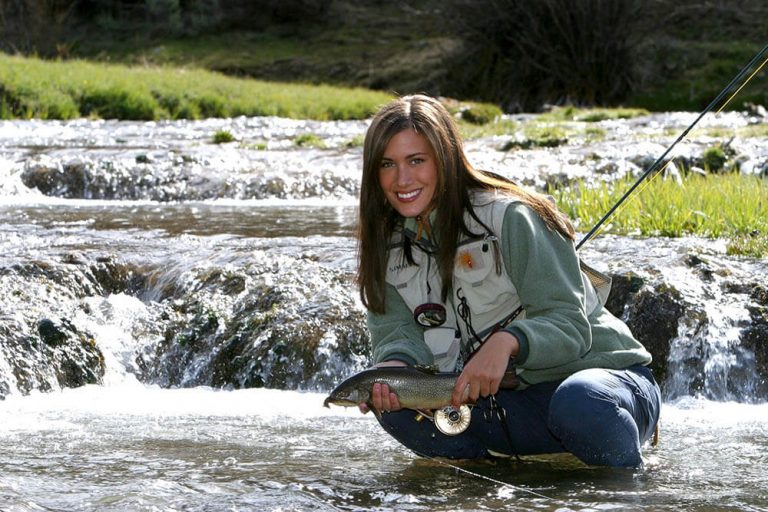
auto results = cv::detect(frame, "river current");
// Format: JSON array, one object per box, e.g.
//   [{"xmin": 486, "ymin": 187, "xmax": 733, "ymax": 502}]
[{"xmin": 1, "ymin": 114, "xmax": 767, "ymax": 511}]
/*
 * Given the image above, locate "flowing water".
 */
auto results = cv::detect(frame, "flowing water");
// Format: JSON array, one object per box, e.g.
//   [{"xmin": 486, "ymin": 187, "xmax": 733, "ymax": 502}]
[{"xmin": 1, "ymin": 115, "xmax": 767, "ymax": 511}]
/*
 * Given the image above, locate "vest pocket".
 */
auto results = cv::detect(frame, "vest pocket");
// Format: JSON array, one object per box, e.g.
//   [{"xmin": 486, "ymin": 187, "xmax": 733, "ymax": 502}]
[
  {"xmin": 424, "ymin": 327, "xmax": 461, "ymax": 372},
  {"xmin": 454, "ymin": 240, "xmax": 494, "ymax": 285},
  {"xmin": 385, "ymin": 248, "xmax": 420, "ymax": 289}
]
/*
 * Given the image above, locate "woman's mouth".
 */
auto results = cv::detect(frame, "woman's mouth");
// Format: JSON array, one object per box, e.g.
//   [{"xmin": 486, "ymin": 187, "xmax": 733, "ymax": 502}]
[{"xmin": 397, "ymin": 189, "xmax": 422, "ymax": 201}]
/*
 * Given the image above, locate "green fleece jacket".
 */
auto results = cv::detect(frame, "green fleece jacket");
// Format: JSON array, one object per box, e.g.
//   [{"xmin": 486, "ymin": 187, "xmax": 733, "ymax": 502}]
[{"xmin": 368, "ymin": 201, "xmax": 652, "ymax": 387}]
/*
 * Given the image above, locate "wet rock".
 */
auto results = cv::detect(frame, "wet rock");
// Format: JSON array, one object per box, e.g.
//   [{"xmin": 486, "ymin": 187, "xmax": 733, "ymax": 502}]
[
  {"xmin": 745, "ymin": 102, "xmax": 767, "ymax": 118},
  {"xmin": 684, "ymin": 254, "xmax": 715, "ymax": 281},
  {"xmin": 624, "ymin": 283, "xmax": 687, "ymax": 384},
  {"xmin": 38, "ymin": 317, "xmax": 71, "ymax": 347},
  {"xmin": 604, "ymin": 272, "xmax": 645, "ymax": 317},
  {"xmin": 87, "ymin": 255, "xmax": 146, "ymax": 295},
  {"xmin": 21, "ymin": 160, "xmax": 89, "ymax": 198},
  {"xmin": 1, "ymin": 316, "xmax": 105, "ymax": 397},
  {"xmin": 741, "ymin": 284, "xmax": 768, "ymax": 396},
  {"xmin": 603, "ymin": 269, "xmax": 687, "ymax": 385},
  {"xmin": 0, "ymin": 254, "xmax": 142, "ymax": 397},
  {"xmin": 140, "ymin": 259, "xmax": 368, "ymax": 391}
]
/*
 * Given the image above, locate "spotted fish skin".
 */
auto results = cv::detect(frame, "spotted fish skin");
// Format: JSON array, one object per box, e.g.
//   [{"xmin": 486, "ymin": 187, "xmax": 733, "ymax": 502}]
[{"xmin": 323, "ymin": 366, "xmax": 459, "ymax": 411}]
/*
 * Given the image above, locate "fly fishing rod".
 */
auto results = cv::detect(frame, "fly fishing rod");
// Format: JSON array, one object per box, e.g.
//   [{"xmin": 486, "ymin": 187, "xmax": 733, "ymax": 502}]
[
  {"xmin": 575, "ymin": 41, "xmax": 768, "ymax": 251},
  {"xmin": 393, "ymin": 43, "xmax": 768, "ymax": 501},
  {"xmin": 498, "ymin": 42, "xmax": 768, "ymax": 328}
]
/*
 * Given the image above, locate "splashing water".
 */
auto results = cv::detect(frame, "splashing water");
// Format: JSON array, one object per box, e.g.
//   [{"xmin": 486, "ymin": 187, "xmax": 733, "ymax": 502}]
[{"xmin": 1, "ymin": 115, "xmax": 767, "ymax": 510}]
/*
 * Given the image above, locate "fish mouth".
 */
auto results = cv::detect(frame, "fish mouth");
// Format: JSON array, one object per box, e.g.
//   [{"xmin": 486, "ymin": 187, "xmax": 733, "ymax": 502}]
[{"xmin": 323, "ymin": 396, "xmax": 356, "ymax": 408}]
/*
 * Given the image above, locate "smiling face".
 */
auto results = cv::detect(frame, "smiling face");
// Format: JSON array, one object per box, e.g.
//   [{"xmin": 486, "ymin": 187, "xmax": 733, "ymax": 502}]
[{"xmin": 378, "ymin": 129, "xmax": 439, "ymax": 218}]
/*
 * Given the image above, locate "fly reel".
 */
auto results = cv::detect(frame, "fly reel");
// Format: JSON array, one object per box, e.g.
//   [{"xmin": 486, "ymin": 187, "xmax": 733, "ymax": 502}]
[{"xmin": 433, "ymin": 405, "xmax": 471, "ymax": 435}]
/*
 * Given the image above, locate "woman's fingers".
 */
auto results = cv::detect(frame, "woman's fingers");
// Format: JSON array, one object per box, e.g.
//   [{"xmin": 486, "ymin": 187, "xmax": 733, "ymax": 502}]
[
  {"xmin": 453, "ymin": 332, "xmax": 518, "ymax": 406},
  {"xmin": 366, "ymin": 382, "xmax": 401, "ymax": 414},
  {"xmin": 386, "ymin": 389, "xmax": 401, "ymax": 411},
  {"xmin": 452, "ymin": 375, "xmax": 468, "ymax": 407},
  {"xmin": 360, "ymin": 361, "xmax": 407, "ymax": 415},
  {"xmin": 454, "ymin": 365, "xmax": 504, "ymax": 406}
]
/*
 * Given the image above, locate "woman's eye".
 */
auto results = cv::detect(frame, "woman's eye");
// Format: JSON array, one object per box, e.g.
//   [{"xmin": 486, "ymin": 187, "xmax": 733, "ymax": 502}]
[
  {"xmin": 380, "ymin": 161, "xmax": 394, "ymax": 169},
  {"xmin": 410, "ymin": 158, "xmax": 424, "ymax": 165}
]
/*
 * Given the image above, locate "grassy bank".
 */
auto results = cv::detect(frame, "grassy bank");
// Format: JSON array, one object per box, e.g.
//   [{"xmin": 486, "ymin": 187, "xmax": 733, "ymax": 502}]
[
  {"xmin": 553, "ymin": 173, "xmax": 768, "ymax": 257},
  {"xmin": 3, "ymin": 2, "xmax": 767, "ymax": 113},
  {"xmin": 0, "ymin": 53, "xmax": 394, "ymax": 121},
  {"xmin": 1, "ymin": 54, "xmax": 765, "ymax": 256}
]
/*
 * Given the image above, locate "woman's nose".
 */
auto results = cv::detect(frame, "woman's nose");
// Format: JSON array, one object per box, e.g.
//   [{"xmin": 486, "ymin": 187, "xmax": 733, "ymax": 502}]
[{"xmin": 396, "ymin": 165, "xmax": 413, "ymax": 186}]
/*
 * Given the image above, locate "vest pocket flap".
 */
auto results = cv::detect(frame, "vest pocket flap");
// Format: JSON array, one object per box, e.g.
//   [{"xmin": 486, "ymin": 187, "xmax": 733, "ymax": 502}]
[{"xmin": 454, "ymin": 241, "xmax": 494, "ymax": 284}]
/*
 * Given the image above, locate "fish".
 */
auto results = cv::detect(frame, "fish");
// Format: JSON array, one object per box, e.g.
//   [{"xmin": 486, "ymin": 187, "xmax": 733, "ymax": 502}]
[
  {"xmin": 324, "ymin": 365, "xmax": 520, "ymax": 435},
  {"xmin": 324, "ymin": 362, "xmax": 520, "ymax": 411},
  {"xmin": 323, "ymin": 366, "xmax": 474, "ymax": 435},
  {"xmin": 323, "ymin": 366, "xmax": 461, "ymax": 413}
]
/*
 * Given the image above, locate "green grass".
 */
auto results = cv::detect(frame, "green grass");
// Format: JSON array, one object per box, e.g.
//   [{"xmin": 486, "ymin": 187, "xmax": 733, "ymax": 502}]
[
  {"xmin": 499, "ymin": 123, "xmax": 569, "ymax": 150},
  {"xmin": 692, "ymin": 123, "xmax": 768, "ymax": 140},
  {"xmin": 539, "ymin": 106, "xmax": 650, "ymax": 122},
  {"xmin": 552, "ymin": 173, "xmax": 768, "ymax": 257},
  {"xmin": 458, "ymin": 118, "xmax": 519, "ymax": 139},
  {"xmin": 293, "ymin": 133, "xmax": 326, "ymax": 148},
  {"xmin": 0, "ymin": 53, "xmax": 394, "ymax": 121},
  {"xmin": 212, "ymin": 130, "xmax": 235, "ymax": 144},
  {"xmin": 627, "ymin": 41, "xmax": 768, "ymax": 111}
]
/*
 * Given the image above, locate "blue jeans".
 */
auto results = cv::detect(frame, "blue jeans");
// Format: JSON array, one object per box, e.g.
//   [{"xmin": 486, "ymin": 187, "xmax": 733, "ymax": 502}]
[{"xmin": 377, "ymin": 365, "xmax": 661, "ymax": 468}]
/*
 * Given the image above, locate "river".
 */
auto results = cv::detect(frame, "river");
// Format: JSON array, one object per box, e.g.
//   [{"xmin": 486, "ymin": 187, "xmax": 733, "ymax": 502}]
[{"xmin": 0, "ymin": 114, "xmax": 767, "ymax": 511}]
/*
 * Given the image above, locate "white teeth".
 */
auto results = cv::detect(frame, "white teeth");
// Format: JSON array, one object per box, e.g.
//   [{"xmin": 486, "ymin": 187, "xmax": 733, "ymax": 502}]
[{"xmin": 397, "ymin": 189, "xmax": 420, "ymax": 200}]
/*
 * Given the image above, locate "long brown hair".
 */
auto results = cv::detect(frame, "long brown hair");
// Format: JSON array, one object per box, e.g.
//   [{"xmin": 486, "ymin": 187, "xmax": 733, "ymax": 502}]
[{"xmin": 357, "ymin": 94, "xmax": 574, "ymax": 313}]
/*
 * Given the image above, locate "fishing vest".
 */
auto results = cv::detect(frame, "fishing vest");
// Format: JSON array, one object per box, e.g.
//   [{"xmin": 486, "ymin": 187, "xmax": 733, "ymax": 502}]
[{"xmin": 385, "ymin": 191, "xmax": 611, "ymax": 372}]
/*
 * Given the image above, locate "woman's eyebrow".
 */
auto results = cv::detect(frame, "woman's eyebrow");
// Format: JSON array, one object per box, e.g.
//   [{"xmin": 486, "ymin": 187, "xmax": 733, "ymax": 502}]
[{"xmin": 382, "ymin": 152, "xmax": 428, "ymax": 160}]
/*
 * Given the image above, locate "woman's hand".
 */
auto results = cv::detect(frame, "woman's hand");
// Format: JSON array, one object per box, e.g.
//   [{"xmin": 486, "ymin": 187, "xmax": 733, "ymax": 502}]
[
  {"xmin": 358, "ymin": 360, "xmax": 407, "ymax": 415},
  {"xmin": 452, "ymin": 331, "xmax": 519, "ymax": 407}
]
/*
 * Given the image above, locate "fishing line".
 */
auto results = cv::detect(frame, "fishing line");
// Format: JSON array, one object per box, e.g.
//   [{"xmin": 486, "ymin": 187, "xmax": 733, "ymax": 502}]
[
  {"xmin": 717, "ymin": 50, "xmax": 768, "ymax": 115},
  {"xmin": 599, "ymin": 47, "xmax": 768, "ymax": 240},
  {"xmin": 575, "ymin": 41, "xmax": 768, "ymax": 250},
  {"xmin": 412, "ymin": 449, "xmax": 557, "ymax": 502}
]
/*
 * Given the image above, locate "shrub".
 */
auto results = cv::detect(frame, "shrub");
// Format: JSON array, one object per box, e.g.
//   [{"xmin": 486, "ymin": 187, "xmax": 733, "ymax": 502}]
[
  {"xmin": 701, "ymin": 146, "xmax": 728, "ymax": 172},
  {"xmin": 445, "ymin": 0, "xmax": 644, "ymax": 111},
  {"xmin": 197, "ymin": 94, "xmax": 229, "ymax": 118}
]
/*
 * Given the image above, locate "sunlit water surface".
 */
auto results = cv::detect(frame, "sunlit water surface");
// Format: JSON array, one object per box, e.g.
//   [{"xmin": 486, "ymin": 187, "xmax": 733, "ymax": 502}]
[
  {"xmin": 2, "ymin": 115, "xmax": 768, "ymax": 511},
  {"xmin": 1, "ymin": 385, "xmax": 767, "ymax": 511}
]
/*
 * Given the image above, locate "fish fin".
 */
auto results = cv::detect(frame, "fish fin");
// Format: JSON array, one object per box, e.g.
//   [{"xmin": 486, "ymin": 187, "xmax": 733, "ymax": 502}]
[
  {"xmin": 415, "ymin": 409, "xmax": 434, "ymax": 420},
  {"xmin": 413, "ymin": 364, "xmax": 438, "ymax": 375}
]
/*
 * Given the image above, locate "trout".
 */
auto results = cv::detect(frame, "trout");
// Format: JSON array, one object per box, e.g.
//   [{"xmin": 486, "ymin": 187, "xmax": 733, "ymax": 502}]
[{"xmin": 323, "ymin": 366, "xmax": 461, "ymax": 413}]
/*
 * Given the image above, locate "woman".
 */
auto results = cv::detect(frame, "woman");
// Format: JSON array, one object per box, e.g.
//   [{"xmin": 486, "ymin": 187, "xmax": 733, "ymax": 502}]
[{"xmin": 356, "ymin": 94, "xmax": 660, "ymax": 468}]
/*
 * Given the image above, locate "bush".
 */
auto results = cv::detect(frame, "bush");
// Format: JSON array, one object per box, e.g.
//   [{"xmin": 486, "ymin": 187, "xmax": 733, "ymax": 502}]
[
  {"xmin": 445, "ymin": 0, "xmax": 644, "ymax": 111},
  {"xmin": 197, "ymin": 94, "xmax": 229, "ymax": 118},
  {"xmin": 701, "ymin": 146, "xmax": 729, "ymax": 172}
]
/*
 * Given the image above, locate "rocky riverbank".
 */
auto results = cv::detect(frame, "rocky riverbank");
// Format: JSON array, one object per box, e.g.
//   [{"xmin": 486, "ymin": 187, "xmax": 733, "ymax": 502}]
[{"xmin": 1, "ymin": 111, "xmax": 766, "ymax": 401}]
